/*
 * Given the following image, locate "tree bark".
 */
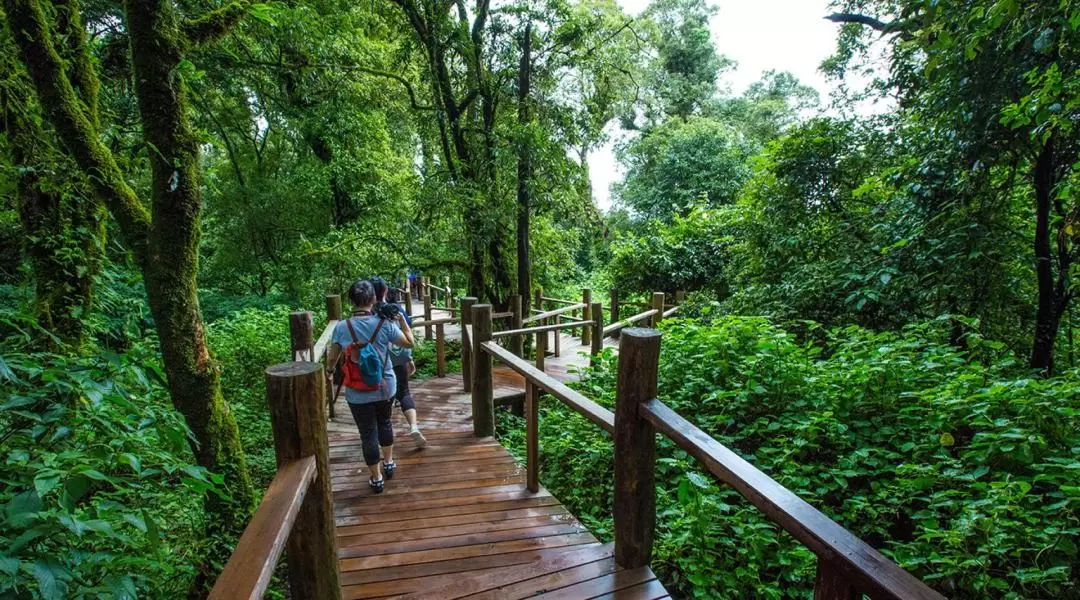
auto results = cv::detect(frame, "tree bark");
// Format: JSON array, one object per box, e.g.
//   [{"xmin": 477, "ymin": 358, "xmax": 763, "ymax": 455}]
[
  {"xmin": 4, "ymin": 0, "xmax": 256, "ymax": 588},
  {"xmin": 516, "ymin": 23, "xmax": 533, "ymax": 308},
  {"xmin": 1030, "ymin": 138, "xmax": 1064, "ymax": 374}
]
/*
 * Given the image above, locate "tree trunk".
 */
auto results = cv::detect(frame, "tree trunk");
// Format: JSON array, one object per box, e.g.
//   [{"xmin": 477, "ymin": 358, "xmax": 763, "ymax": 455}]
[
  {"xmin": 1030, "ymin": 139, "xmax": 1061, "ymax": 374},
  {"xmin": 2, "ymin": 42, "xmax": 103, "ymax": 349},
  {"xmin": 516, "ymin": 23, "xmax": 533, "ymax": 307}
]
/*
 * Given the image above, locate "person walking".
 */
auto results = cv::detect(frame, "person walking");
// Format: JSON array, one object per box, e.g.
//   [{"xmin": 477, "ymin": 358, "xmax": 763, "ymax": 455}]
[
  {"xmin": 370, "ymin": 277, "xmax": 427, "ymax": 447},
  {"xmin": 327, "ymin": 280, "xmax": 414, "ymax": 493}
]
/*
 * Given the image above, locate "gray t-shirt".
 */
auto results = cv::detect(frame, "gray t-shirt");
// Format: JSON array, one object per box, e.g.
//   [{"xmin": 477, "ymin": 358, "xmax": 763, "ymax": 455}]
[{"xmin": 332, "ymin": 315, "xmax": 402, "ymax": 404}]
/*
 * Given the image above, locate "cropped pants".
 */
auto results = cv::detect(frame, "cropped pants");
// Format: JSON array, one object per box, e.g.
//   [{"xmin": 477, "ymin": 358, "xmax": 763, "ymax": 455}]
[
  {"xmin": 348, "ymin": 401, "xmax": 394, "ymax": 466},
  {"xmin": 393, "ymin": 363, "xmax": 415, "ymax": 411}
]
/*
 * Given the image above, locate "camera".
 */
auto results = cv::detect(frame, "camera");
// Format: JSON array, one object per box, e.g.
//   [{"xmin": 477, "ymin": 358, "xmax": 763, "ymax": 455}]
[{"xmin": 373, "ymin": 301, "xmax": 401, "ymax": 320}]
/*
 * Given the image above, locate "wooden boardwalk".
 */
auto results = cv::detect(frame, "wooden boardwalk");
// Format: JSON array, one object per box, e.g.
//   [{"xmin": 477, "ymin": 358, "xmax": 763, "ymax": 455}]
[{"xmin": 326, "ymin": 325, "xmax": 667, "ymax": 599}]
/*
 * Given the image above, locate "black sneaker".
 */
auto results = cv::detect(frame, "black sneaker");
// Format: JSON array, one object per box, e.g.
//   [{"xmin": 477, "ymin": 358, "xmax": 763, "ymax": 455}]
[
  {"xmin": 369, "ymin": 477, "xmax": 384, "ymax": 494},
  {"xmin": 382, "ymin": 460, "xmax": 397, "ymax": 480}
]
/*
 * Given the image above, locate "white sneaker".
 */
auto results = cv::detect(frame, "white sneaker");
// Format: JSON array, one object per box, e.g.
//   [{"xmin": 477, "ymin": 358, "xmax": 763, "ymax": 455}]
[{"xmin": 410, "ymin": 426, "xmax": 427, "ymax": 448}]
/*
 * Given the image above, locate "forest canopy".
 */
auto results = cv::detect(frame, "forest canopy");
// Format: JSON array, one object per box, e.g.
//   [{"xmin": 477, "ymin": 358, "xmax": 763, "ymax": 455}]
[{"xmin": 1, "ymin": 0, "xmax": 1078, "ymax": 598}]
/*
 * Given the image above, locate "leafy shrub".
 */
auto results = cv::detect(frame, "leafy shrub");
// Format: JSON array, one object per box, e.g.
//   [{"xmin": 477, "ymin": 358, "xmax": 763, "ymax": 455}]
[
  {"xmin": 500, "ymin": 317, "xmax": 1080, "ymax": 599},
  {"xmin": 0, "ymin": 322, "xmax": 212, "ymax": 598}
]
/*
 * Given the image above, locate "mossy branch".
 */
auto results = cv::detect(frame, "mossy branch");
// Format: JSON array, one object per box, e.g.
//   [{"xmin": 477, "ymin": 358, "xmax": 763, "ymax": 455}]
[
  {"xmin": 52, "ymin": 0, "xmax": 100, "ymax": 127},
  {"xmin": 2, "ymin": 0, "xmax": 150, "ymax": 265},
  {"xmin": 182, "ymin": 0, "xmax": 252, "ymax": 47}
]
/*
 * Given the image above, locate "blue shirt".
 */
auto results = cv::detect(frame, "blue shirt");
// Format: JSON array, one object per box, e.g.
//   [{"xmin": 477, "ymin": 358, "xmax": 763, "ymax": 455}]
[{"xmin": 332, "ymin": 315, "xmax": 403, "ymax": 404}]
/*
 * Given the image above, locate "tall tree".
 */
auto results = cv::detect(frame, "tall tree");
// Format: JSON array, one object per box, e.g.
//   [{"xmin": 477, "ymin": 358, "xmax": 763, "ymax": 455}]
[
  {"xmin": 828, "ymin": 1, "xmax": 1080, "ymax": 373},
  {"xmin": 2, "ymin": 0, "xmax": 256, "ymax": 581}
]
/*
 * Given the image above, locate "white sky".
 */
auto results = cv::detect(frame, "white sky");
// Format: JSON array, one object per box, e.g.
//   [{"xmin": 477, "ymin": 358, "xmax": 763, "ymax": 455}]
[{"xmin": 589, "ymin": 0, "xmax": 844, "ymax": 210}]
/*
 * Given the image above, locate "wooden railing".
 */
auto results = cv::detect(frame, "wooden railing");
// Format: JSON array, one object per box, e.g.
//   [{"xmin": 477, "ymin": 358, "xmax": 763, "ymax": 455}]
[
  {"xmin": 463, "ymin": 297, "xmax": 946, "ymax": 600},
  {"xmin": 209, "ymin": 358, "xmax": 340, "ymax": 599}
]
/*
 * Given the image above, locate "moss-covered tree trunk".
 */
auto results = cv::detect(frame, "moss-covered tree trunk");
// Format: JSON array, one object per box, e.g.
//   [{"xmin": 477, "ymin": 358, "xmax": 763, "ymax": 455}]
[
  {"xmin": 3, "ymin": 0, "xmax": 255, "ymax": 588},
  {"xmin": 0, "ymin": 41, "xmax": 103, "ymax": 349}
]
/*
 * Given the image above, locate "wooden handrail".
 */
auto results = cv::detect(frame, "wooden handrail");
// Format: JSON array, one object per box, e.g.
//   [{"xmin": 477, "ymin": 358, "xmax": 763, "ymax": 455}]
[
  {"xmin": 539, "ymin": 295, "xmax": 578, "ymax": 306},
  {"xmin": 411, "ymin": 316, "xmax": 458, "ymax": 327},
  {"xmin": 312, "ymin": 320, "xmax": 337, "ymax": 361},
  {"xmin": 490, "ymin": 319, "xmax": 593, "ymax": 340},
  {"xmin": 481, "ymin": 341, "xmax": 614, "ymax": 433},
  {"xmin": 209, "ymin": 456, "xmax": 318, "ymax": 600},
  {"xmin": 641, "ymin": 399, "xmax": 944, "ymax": 600},
  {"xmin": 492, "ymin": 311, "xmax": 515, "ymax": 319},
  {"xmin": 602, "ymin": 309, "xmax": 658, "ymax": 336},
  {"xmin": 662, "ymin": 305, "xmax": 680, "ymax": 318},
  {"xmin": 523, "ymin": 302, "xmax": 586, "ymax": 324}
]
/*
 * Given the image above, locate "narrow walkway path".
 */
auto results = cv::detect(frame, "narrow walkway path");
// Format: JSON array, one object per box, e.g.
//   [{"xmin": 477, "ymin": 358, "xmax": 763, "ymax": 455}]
[{"xmin": 326, "ymin": 339, "xmax": 668, "ymax": 599}]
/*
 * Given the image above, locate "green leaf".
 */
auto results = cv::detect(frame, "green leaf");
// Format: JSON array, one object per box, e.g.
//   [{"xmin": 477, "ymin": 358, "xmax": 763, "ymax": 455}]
[
  {"xmin": 6, "ymin": 490, "xmax": 42, "ymax": 527},
  {"xmin": 0, "ymin": 554, "xmax": 19, "ymax": 576},
  {"xmin": 0, "ymin": 354, "xmax": 16, "ymax": 382},
  {"xmin": 939, "ymin": 432, "xmax": 955, "ymax": 447},
  {"xmin": 143, "ymin": 508, "xmax": 161, "ymax": 552},
  {"xmin": 104, "ymin": 574, "xmax": 137, "ymax": 600},
  {"xmin": 61, "ymin": 474, "xmax": 90, "ymax": 511},
  {"xmin": 34, "ymin": 470, "xmax": 62, "ymax": 497},
  {"xmin": 33, "ymin": 559, "xmax": 68, "ymax": 600},
  {"xmin": 687, "ymin": 472, "xmax": 711, "ymax": 489}
]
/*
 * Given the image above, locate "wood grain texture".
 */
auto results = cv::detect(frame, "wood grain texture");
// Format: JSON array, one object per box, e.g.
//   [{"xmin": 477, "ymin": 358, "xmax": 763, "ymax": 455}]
[
  {"xmin": 266, "ymin": 361, "xmax": 342, "ymax": 600},
  {"xmin": 208, "ymin": 457, "xmax": 316, "ymax": 600},
  {"xmin": 613, "ymin": 329, "xmax": 660, "ymax": 570},
  {"xmin": 471, "ymin": 304, "xmax": 495, "ymax": 437}
]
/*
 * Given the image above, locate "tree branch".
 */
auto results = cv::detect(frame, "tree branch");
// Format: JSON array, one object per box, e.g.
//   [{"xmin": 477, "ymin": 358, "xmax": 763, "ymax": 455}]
[
  {"xmin": 3, "ymin": 0, "xmax": 150, "ymax": 264},
  {"xmin": 824, "ymin": 12, "xmax": 911, "ymax": 38},
  {"xmin": 182, "ymin": 0, "xmax": 251, "ymax": 47},
  {"xmin": 233, "ymin": 58, "xmax": 433, "ymax": 111}
]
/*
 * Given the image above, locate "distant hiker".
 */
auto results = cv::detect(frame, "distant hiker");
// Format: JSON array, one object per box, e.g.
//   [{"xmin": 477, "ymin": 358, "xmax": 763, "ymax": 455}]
[
  {"xmin": 326, "ymin": 280, "xmax": 414, "ymax": 493},
  {"xmin": 370, "ymin": 277, "xmax": 427, "ymax": 447}
]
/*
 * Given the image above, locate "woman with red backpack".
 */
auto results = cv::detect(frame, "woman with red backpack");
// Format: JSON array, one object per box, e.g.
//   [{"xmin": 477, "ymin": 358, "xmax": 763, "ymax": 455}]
[{"xmin": 326, "ymin": 280, "xmax": 414, "ymax": 493}]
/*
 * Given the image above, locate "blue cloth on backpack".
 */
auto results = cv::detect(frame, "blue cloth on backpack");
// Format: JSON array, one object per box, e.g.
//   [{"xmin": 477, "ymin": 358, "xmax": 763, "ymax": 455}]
[{"xmin": 332, "ymin": 316, "xmax": 402, "ymax": 404}]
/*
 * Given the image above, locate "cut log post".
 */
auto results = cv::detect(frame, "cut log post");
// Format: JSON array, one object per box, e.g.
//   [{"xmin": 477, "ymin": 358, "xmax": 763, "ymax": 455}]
[
  {"xmin": 445, "ymin": 276, "xmax": 453, "ymax": 309},
  {"xmin": 404, "ymin": 274, "xmax": 414, "ymax": 316},
  {"xmin": 590, "ymin": 302, "xmax": 603, "ymax": 361},
  {"xmin": 265, "ymin": 362, "xmax": 341, "ymax": 600},
  {"xmin": 461, "ymin": 297, "xmax": 476, "ymax": 393},
  {"xmin": 436, "ymin": 323, "xmax": 446, "ymax": 378},
  {"xmin": 650, "ymin": 292, "xmax": 665, "ymax": 328},
  {"xmin": 471, "ymin": 304, "xmax": 495, "ymax": 437},
  {"xmin": 526, "ymin": 380, "xmax": 539, "ymax": 493},
  {"xmin": 534, "ymin": 287, "xmax": 543, "ymax": 312},
  {"xmin": 510, "ymin": 294, "xmax": 524, "ymax": 357},
  {"xmin": 324, "ymin": 297, "xmax": 341, "ymax": 420},
  {"xmin": 289, "ymin": 312, "xmax": 314, "ymax": 362},
  {"xmin": 610, "ymin": 288, "xmax": 620, "ymax": 325},
  {"xmin": 553, "ymin": 315, "xmax": 561, "ymax": 357},
  {"xmin": 613, "ymin": 328, "xmax": 661, "ymax": 569},
  {"xmin": 581, "ymin": 288, "xmax": 592, "ymax": 346},
  {"xmin": 675, "ymin": 290, "xmax": 685, "ymax": 305},
  {"xmin": 535, "ymin": 328, "xmax": 546, "ymax": 371},
  {"xmin": 423, "ymin": 290, "xmax": 433, "ymax": 340},
  {"xmin": 325, "ymin": 294, "xmax": 342, "ymax": 321}
]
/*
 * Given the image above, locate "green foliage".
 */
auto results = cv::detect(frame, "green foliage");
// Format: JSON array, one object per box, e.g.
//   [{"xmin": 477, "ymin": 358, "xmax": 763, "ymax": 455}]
[
  {"xmin": 607, "ymin": 205, "xmax": 735, "ymax": 296},
  {"xmin": 501, "ymin": 317, "xmax": 1080, "ymax": 599},
  {"xmin": 0, "ymin": 315, "xmax": 213, "ymax": 598}
]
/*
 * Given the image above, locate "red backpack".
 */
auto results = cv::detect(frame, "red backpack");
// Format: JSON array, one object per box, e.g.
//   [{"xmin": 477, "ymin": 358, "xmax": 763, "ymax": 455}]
[{"xmin": 343, "ymin": 317, "xmax": 387, "ymax": 392}]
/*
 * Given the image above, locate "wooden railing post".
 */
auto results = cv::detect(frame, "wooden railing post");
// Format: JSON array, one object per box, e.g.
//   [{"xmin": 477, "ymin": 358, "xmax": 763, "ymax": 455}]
[
  {"xmin": 590, "ymin": 302, "xmax": 603, "ymax": 361},
  {"xmin": 535, "ymin": 328, "xmax": 546, "ymax": 370},
  {"xmin": 610, "ymin": 288, "xmax": 620, "ymax": 326},
  {"xmin": 324, "ymin": 297, "xmax": 341, "ymax": 420},
  {"xmin": 471, "ymin": 304, "xmax": 495, "ymax": 437},
  {"xmin": 289, "ymin": 312, "xmax": 314, "ymax": 361},
  {"xmin": 461, "ymin": 297, "xmax": 476, "ymax": 393},
  {"xmin": 265, "ymin": 362, "xmax": 341, "ymax": 600},
  {"xmin": 510, "ymin": 294, "xmax": 524, "ymax": 357},
  {"xmin": 525, "ymin": 380, "xmax": 539, "ymax": 493},
  {"xmin": 581, "ymin": 288, "xmax": 592, "ymax": 345},
  {"xmin": 675, "ymin": 290, "xmax": 685, "ymax": 305},
  {"xmin": 553, "ymin": 315, "xmax": 561, "ymax": 357},
  {"xmin": 650, "ymin": 292, "xmax": 665, "ymax": 328},
  {"xmin": 613, "ymin": 328, "xmax": 661, "ymax": 569},
  {"xmin": 423, "ymin": 288, "xmax": 433, "ymax": 340},
  {"xmin": 814, "ymin": 561, "xmax": 859, "ymax": 600},
  {"xmin": 325, "ymin": 294, "xmax": 342, "ymax": 321},
  {"xmin": 534, "ymin": 287, "xmax": 543, "ymax": 312},
  {"xmin": 445, "ymin": 276, "xmax": 453, "ymax": 309},
  {"xmin": 436, "ymin": 323, "xmax": 446, "ymax": 378},
  {"xmin": 404, "ymin": 275, "xmax": 414, "ymax": 317}
]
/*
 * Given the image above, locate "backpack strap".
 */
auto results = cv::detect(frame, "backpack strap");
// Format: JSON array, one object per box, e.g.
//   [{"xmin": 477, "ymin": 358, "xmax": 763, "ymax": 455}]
[
  {"xmin": 368, "ymin": 318, "xmax": 386, "ymax": 345},
  {"xmin": 345, "ymin": 317, "xmax": 361, "ymax": 345}
]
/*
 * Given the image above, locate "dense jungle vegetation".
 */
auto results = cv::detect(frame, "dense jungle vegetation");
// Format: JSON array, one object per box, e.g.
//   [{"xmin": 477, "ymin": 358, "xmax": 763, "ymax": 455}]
[{"xmin": 0, "ymin": 0, "xmax": 1078, "ymax": 598}]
